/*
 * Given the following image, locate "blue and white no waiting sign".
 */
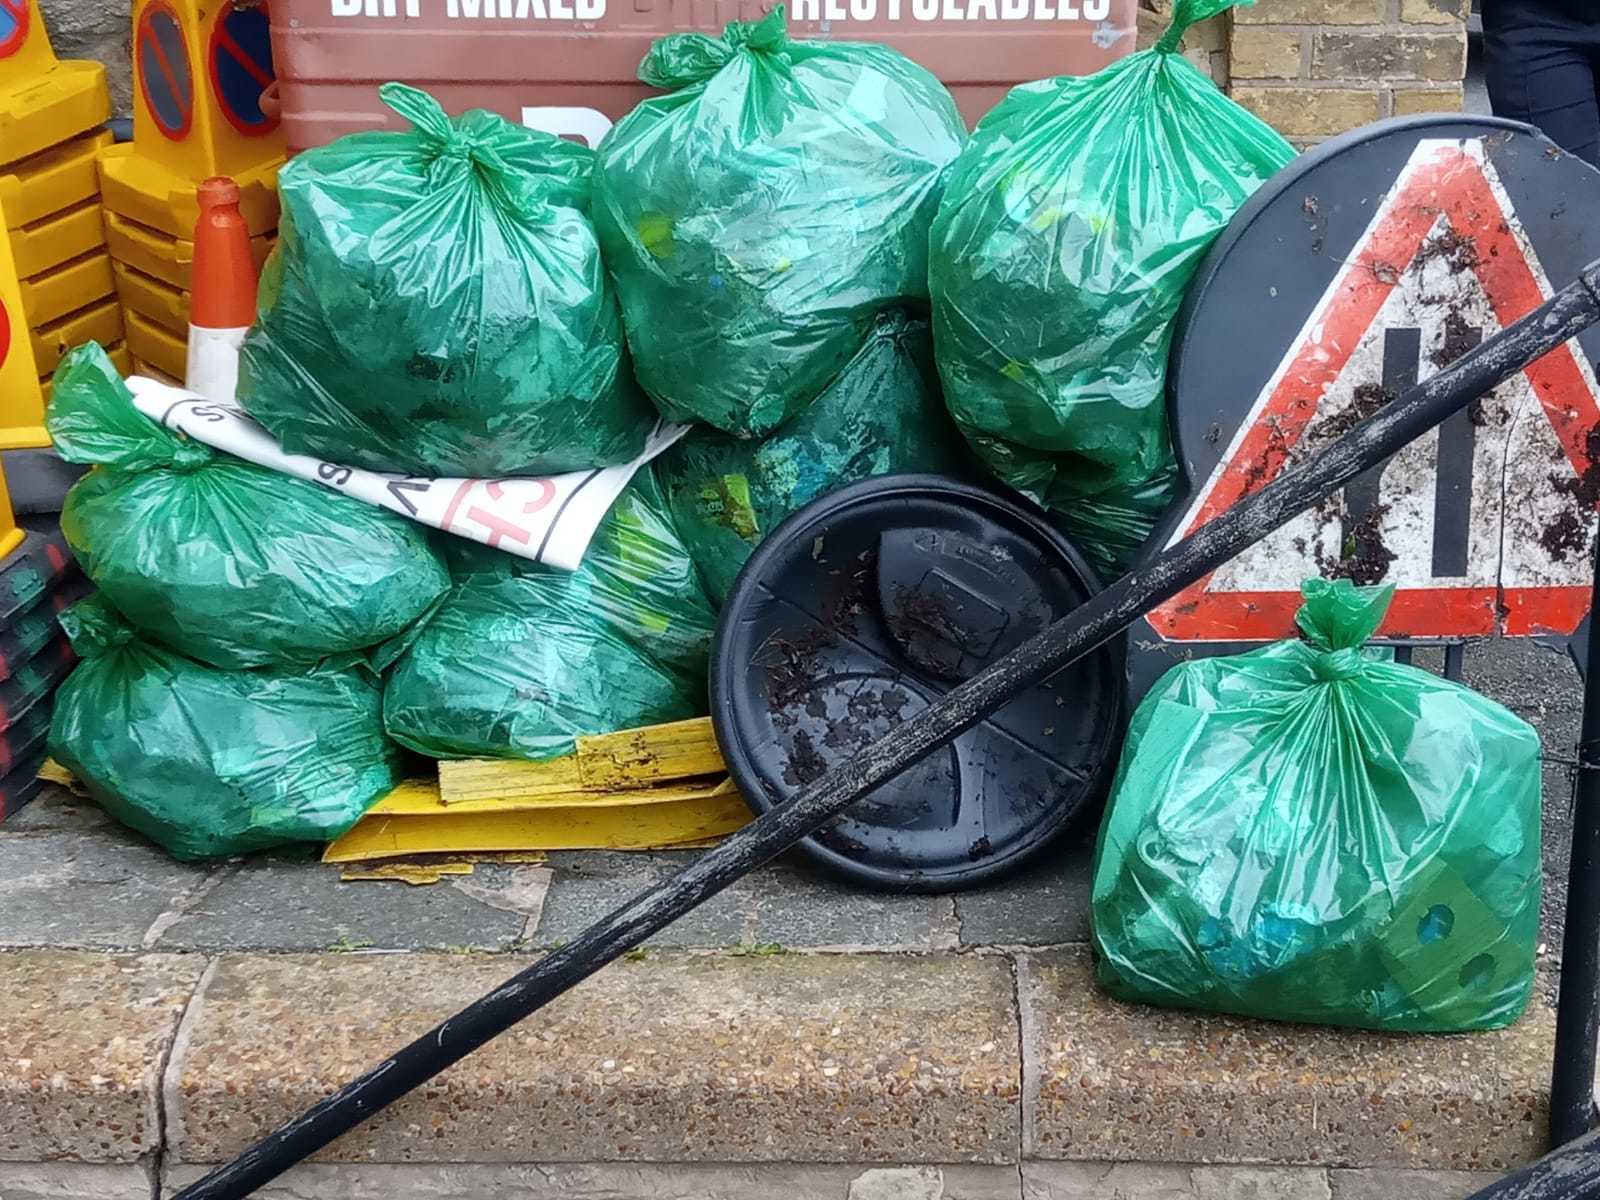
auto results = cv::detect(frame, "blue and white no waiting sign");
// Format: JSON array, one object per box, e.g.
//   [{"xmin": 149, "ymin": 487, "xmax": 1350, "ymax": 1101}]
[{"xmin": 209, "ymin": 0, "xmax": 277, "ymax": 136}]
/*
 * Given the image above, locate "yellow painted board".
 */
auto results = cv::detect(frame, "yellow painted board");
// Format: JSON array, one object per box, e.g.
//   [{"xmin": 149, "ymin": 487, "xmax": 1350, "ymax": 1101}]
[
  {"xmin": 123, "ymin": 309, "xmax": 186, "ymax": 380},
  {"xmin": 18, "ymin": 250, "xmax": 114, "ymax": 328},
  {"xmin": 38, "ymin": 339, "xmax": 130, "ymax": 409},
  {"xmin": 0, "ymin": 61, "xmax": 110, "ymax": 164},
  {"xmin": 438, "ymin": 717, "xmax": 727, "ymax": 805},
  {"xmin": 110, "ymin": 258, "xmax": 188, "ymax": 336},
  {"xmin": 7, "ymin": 197, "xmax": 103, "ymax": 280},
  {"xmin": 98, "ymin": 143, "xmax": 280, "ymax": 240},
  {"xmin": 103, "ymin": 209, "xmax": 272, "ymax": 291},
  {"xmin": 322, "ymin": 776, "xmax": 752, "ymax": 862},
  {"xmin": 0, "ymin": 192, "xmax": 44, "ymax": 439},
  {"xmin": 0, "ymin": 130, "xmax": 112, "ymax": 231},
  {"xmin": 29, "ymin": 295, "xmax": 120, "ymax": 376}
]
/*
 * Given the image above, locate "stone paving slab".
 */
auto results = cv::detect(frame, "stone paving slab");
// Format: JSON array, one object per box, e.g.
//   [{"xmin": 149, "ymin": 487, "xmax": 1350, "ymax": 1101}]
[
  {"xmin": 168, "ymin": 950, "xmax": 1022, "ymax": 1166},
  {"xmin": 1326, "ymin": 1168, "xmax": 1498, "ymax": 1200},
  {"xmin": 161, "ymin": 1162, "xmax": 1024, "ymax": 1199},
  {"xmin": 0, "ymin": 1162, "xmax": 156, "ymax": 1200},
  {"xmin": 530, "ymin": 851, "xmax": 963, "ymax": 951},
  {"xmin": 0, "ymin": 950, "xmax": 203, "ymax": 1163},
  {"xmin": 1021, "ymin": 1163, "xmax": 1335, "ymax": 1200},
  {"xmin": 151, "ymin": 854, "xmax": 540, "ymax": 953},
  {"xmin": 0, "ymin": 832, "xmax": 212, "ymax": 949},
  {"xmin": 1025, "ymin": 948, "xmax": 1554, "ymax": 1172},
  {"xmin": 953, "ymin": 838, "xmax": 1095, "ymax": 948}
]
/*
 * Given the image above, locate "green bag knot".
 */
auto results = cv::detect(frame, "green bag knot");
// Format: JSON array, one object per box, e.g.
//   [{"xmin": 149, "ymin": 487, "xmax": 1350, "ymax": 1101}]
[
  {"xmin": 1156, "ymin": 0, "xmax": 1251, "ymax": 54},
  {"xmin": 1311, "ymin": 646, "xmax": 1368, "ymax": 681},
  {"xmin": 1295, "ymin": 577, "xmax": 1394, "ymax": 653},
  {"xmin": 59, "ymin": 594, "xmax": 137, "ymax": 658},
  {"xmin": 379, "ymin": 82, "xmax": 455, "ymax": 144},
  {"xmin": 639, "ymin": 6, "xmax": 788, "ymax": 89}
]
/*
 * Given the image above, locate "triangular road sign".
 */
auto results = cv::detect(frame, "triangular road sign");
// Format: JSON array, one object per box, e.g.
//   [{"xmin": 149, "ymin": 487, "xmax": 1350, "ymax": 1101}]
[{"xmin": 1150, "ymin": 137, "xmax": 1600, "ymax": 644}]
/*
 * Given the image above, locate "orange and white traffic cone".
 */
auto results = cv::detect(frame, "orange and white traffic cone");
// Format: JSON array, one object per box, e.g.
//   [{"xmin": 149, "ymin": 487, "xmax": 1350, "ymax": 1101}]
[{"xmin": 185, "ymin": 176, "xmax": 257, "ymax": 403}]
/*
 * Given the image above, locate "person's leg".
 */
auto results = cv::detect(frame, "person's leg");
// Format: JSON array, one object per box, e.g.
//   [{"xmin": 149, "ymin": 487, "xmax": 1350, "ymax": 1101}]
[{"xmin": 1482, "ymin": 0, "xmax": 1600, "ymax": 167}]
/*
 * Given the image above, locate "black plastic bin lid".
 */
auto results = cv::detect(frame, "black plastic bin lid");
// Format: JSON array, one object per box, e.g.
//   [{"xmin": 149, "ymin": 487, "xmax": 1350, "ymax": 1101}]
[{"xmin": 711, "ymin": 475, "xmax": 1125, "ymax": 893}]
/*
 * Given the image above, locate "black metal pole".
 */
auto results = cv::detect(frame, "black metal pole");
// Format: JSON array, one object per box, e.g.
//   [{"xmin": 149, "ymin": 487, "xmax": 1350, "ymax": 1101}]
[
  {"xmin": 1465, "ymin": 1130, "xmax": 1600, "ymax": 1199},
  {"xmin": 175, "ymin": 264, "xmax": 1600, "ymax": 1200},
  {"xmin": 1550, "ymin": 531, "xmax": 1600, "ymax": 1147}
]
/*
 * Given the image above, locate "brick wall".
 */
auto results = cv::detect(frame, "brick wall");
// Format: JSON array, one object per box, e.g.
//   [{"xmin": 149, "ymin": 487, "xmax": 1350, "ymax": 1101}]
[{"xmin": 1227, "ymin": 0, "xmax": 1469, "ymax": 144}]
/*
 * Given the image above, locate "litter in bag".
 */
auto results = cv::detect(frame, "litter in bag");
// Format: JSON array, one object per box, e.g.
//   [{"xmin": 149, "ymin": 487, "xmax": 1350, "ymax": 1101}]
[
  {"xmin": 929, "ymin": 0, "xmax": 1295, "ymax": 575},
  {"xmin": 382, "ymin": 470, "xmax": 717, "ymax": 761},
  {"xmin": 239, "ymin": 83, "xmax": 654, "ymax": 478},
  {"xmin": 593, "ymin": 6, "xmax": 967, "ymax": 437},
  {"xmin": 1091, "ymin": 579, "xmax": 1542, "ymax": 1033},
  {"xmin": 49, "ymin": 343, "xmax": 450, "ymax": 670},
  {"xmin": 49, "ymin": 595, "xmax": 403, "ymax": 861},
  {"xmin": 656, "ymin": 311, "xmax": 965, "ymax": 603}
]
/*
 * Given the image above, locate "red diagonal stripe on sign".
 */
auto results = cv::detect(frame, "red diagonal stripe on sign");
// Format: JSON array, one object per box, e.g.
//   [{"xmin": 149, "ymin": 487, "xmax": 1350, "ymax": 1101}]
[
  {"xmin": 142, "ymin": 21, "xmax": 188, "ymax": 113},
  {"xmin": 1148, "ymin": 142, "xmax": 1598, "ymax": 644},
  {"xmin": 215, "ymin": 23, "xmax": 272, "ymax": 89},
  {"xmin": 0, "ymin": 0, "xmax": 27, "ymax": 23}
]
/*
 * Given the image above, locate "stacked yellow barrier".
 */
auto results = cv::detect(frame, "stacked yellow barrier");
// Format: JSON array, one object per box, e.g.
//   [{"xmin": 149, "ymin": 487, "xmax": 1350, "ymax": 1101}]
[
  {"xmin": 99, "ymin": 0, "xmax": 282, "ymax": 382},
  {"xmin": 0, "ymin": 0, "xmax": 122, "ymax": 443}
]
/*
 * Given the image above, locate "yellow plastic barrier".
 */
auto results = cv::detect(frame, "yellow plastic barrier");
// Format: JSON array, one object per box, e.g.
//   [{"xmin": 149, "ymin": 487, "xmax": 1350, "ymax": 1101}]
[
  {"xmin": 109, "ymin": 257, "xmax": 188, "ymax": 337},
  {"xmin": 0, "ymin": 191, "xmax": 45, "ymax": 449},
  {"xmin": 109, "ymin": 0, "xmax": 283, "ymax": 240},
  {"xmin": 0, "ymin": 1, "xmax": 110, "ymax": 165},
  {"xmin": 104, "ymin": 208, "xmax": 271, "ymax": 291},
  {"xmin": 0, "ymin": 129, "xmax": 111, "ymax": 230},
  {"xmin": 28, "ymin": 295, "xmax": 121, "ymax": 377},
  {"xmin": 18, "ymin": 250, "xmax": 114, "ymax": 327},
  {"xmin": 6, "ymin": 198, "xmax": 103, "ymax": 278},
  {"xmin": 123, "ymin": 308, "xmax": 186, "ymax": 379}
]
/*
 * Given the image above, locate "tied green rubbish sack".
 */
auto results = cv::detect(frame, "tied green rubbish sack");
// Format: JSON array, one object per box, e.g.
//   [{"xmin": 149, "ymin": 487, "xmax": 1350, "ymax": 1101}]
[
  {"xmin": 48, "ymin": 343, "xmax": 450, "ymax": 670},
  {"xmin": 929, "ymin": 0, "xmax": 1295, "ymax": 577},
  {"xmin": 1091, "ymin": 580, "xmax": 1542, "ymax": 1032},
  {"xmin": 657, "ymin": 311, "xmax": 965, "ymax": 603},
  {"xmin": 49, "ymin": 595, "xmax": 404, "ymax": 861},
  {"xmin": 239, "ymin": 83, "xmax": 654, "ymax": 478},
  {"xmin": 593, "ymin": 6, "xmax": 967, "ymax": 437},
  {"xmin": 382, "ymin": 470, "xmax": 717, "ymax": 761}
]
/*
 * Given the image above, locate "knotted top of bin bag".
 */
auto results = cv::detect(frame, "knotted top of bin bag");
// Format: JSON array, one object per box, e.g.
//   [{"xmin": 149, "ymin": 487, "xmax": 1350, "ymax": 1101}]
[
  {"xmin": 1089, "ymin": 578, "xmax": 1544, "ymax": 1033},
  {"xmin": 237, "ymin": 83, "xmax": 656, "ymax": 478},
  {"xmin": 49, "ymin": 594, "xmax": 403, "ymax": 862},
  {"xmin": 48, "ymin": 344, "xmax": 450, "ymax": 671},
  {"xmin": 928, "ymin": 0, "xmax": 1295, "ymax": 579},
  {"xmin": 592, "ymin": 6, "xmax": 967, "ymax": 439}
]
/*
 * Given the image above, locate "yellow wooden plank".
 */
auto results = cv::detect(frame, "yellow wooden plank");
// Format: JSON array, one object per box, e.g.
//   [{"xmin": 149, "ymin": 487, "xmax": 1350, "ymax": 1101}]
[
  {"xmin": 576, "ymin": 717, "xmax": 726, "ymax": 789},
  {"xmin": 436, "ymin": 717, "xmax": 725, "ymax": 805},
  {"xmin": 321, "ymin": 787, "xmax": 751, "ymax": 862}
]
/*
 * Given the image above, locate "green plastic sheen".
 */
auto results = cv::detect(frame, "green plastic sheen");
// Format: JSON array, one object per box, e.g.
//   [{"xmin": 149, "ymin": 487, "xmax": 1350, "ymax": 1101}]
[
  {"xmin": 1091, "ymin": 580, "xmax": 1542, "ymax": 1033},
  {"xmin": 929, "ymin": 0, "xmax": 1296, "ymax": 578},
  {"xmin": 48, "ymin": 343, "xmax": 451, "ymax": 671},
  {"xmin": 238, "ymin": 83, "xmax": 655, "ymax": 477},
  {"xmin": 49, "ymin": 595, "xmax": 404, "ymax": 861},
  {"xmin": 381, "ymin": 470, "xmax": 717, "ymax": 761},
  {"xmin": 592, "ymin": 6, "xmax": 967, "ymax": 438},
  {"xmin": 656, "ymin": 311, "xmax": 965, "ymax": 604}
]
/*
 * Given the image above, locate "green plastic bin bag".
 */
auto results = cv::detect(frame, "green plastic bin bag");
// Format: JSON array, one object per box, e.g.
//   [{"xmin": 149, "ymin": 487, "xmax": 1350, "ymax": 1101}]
[
  {"xmin": 656, "ymin": 311, "xmax": 965, "ymax": 603},
  {"xmin": 238, "ymin": 83, "xmax": 654, "ymax": 478},
  {"xmin": 49, "ymin": 595, "xmax": 404, "ymax": 861},
  {"xmin": 382, "ymin": 470, "xmax": 717, "ymax": 761},
  {"xmin": 1091, "ymin": 580, "xmax": 1542, "ymax": 1033},
  {"xmin": 929, "ymin": 0, "xmax": 1295, "ymax": 576},
  {"xmin": 592, "ymin": 6, "xmax": 967, "ymax": 438},
  {"xmin": 49, "ymin": 343, "xmax": 450, "ymax": 671}
]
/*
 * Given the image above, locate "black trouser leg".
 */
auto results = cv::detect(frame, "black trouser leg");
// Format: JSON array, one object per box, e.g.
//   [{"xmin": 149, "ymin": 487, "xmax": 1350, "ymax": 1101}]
[{"xmin": 1483, "ymin": 1, "xmax": 1600, "ymax": 168}]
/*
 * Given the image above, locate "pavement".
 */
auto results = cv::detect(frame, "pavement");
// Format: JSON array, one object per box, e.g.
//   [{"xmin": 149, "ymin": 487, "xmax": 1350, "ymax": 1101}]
[{"xmin": 0, "ymin": 638, "xmax": 1582, "ymax": 1199}]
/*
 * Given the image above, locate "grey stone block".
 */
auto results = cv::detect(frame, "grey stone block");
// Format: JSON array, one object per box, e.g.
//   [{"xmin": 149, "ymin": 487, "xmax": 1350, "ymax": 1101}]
[
  {"xmin": 151, "ymin": 855, "xmax": 537, "ymax": 953},
  {"xmin": 161, "ymin": 1163, "xmax": 1023, "ymax": 1200},
  {"xmin": 1327, "ymin": 1169, "xmax": 1502, "ymax": 1200},
  {"xmin": 531, "ymin": 850, "xmax": 960, "ymax": 950},
  {"xmin": 1023, "ymin": 1163, "xmax": 1331, "ymax": 1200},
  {"xmin": 0, "ymin": 831, "xmax": 211, "ymax": 948},
  {"xmin": 954, "ymin": 836, "xmax": 1095, "ymax": 947},
  {"xmin": 0, "ymin": 1163, "xmax": 155, "ymax": 1200}
]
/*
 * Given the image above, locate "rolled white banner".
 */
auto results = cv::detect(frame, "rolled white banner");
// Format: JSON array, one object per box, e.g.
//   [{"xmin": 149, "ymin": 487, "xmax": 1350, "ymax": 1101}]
[{"xmin": 124, "ymin": 375, "xmax": 688, "ymax": 572}]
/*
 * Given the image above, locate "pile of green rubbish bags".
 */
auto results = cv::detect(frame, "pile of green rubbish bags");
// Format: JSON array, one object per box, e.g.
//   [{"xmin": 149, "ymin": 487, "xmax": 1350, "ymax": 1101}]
[{"xmin": 42, "ymin": 0, "xmax": 1543, "ymax": 1033}]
